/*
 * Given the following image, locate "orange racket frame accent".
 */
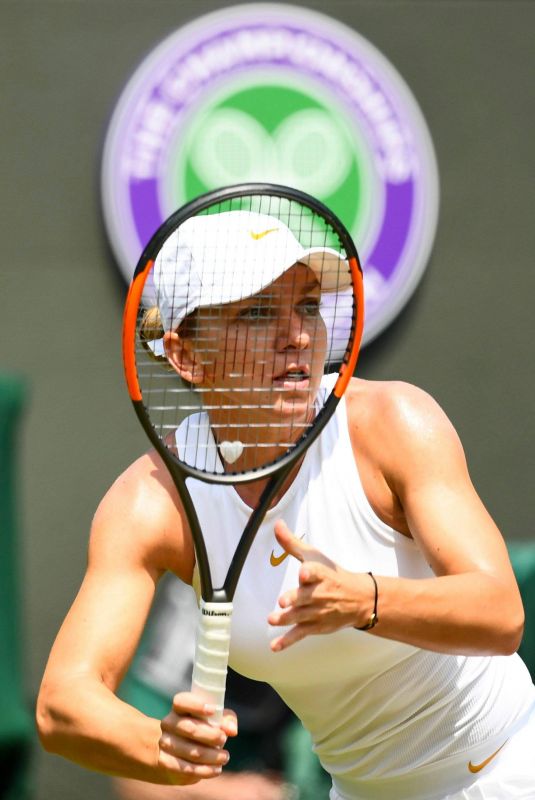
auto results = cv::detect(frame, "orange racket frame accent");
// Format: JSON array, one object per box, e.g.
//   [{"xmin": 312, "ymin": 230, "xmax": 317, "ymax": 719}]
[
  {"xmin": 123, "ymin": 259, "xmax": 153, "ymax": 402},
  {"xmin": 334, "ymin": 255, "xmax": 365, "ymax": 398}
]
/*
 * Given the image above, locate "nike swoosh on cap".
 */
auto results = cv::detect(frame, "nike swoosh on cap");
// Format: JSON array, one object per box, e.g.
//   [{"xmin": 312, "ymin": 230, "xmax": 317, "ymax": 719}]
[
  {"xmin": 468, "ymin": 739, "xmax": 508, "ymax": 774},
  {"xmin": 249, "ymin": 228, "xmax": 279, "ymax": 240}
]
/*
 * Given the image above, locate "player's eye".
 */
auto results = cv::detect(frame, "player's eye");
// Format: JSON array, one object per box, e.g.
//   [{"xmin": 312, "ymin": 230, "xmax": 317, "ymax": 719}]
[
  {"xmin": 298, "ymin": 298, "xmax": 321, "ymax": 316},
  {"xmin": 237, "ymin": 303, "xmax": 275, "ymax": 321}
]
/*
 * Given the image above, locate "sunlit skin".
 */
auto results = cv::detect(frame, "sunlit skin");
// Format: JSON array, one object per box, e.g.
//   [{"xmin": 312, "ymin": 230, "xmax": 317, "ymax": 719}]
[{"xmin": 163, "ymin": 264, "xmax": 328, "ymax": 472}]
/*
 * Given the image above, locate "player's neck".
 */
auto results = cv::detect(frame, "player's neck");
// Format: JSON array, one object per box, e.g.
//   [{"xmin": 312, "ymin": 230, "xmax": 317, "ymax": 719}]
[{"xmin": 232, "ymin": 457, "xmax": 304, "ymax": 510}]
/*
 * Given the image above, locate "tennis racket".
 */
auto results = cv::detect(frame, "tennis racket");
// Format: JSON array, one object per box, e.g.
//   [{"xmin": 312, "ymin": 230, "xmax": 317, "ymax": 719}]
[{"xmin": 122, "ymin": 183, "xmax": 364, "ymax": 723}]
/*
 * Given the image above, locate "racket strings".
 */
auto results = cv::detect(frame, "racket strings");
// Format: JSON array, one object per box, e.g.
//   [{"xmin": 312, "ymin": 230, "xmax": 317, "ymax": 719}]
[{"xmin": 136, "ymin": 192, "xmax": 355, "ymax": 474}]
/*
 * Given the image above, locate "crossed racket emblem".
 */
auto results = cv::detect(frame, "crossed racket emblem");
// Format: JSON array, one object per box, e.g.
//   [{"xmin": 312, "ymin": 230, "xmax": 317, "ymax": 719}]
[{"xmin": 186, "ymin": 108, "xmax": 354, "ymax": 197}]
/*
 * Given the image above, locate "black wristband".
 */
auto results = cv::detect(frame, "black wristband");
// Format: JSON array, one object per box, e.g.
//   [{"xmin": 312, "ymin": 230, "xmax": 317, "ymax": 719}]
[{"xmin": 356, "ymin": 571, "xmax": 378, "ymax": 631}]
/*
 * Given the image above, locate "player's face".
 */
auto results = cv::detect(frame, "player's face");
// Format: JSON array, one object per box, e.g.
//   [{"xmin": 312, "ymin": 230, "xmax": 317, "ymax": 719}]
[{"xmin": 190, "ymin": 263, "xmax": 327, "ymax": 422}]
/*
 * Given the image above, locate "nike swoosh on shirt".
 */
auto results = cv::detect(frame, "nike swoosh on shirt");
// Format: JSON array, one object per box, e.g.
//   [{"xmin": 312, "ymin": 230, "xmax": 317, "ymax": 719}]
[
  {"xmin": 270, "ymin": 533, "xmax": 306, "ymax": 567},
  {"xmin": 468, "ymin": 739, "xmax": 508, "ymax": 773},
  {"xmin": 249, "ymin": 228, "xmax": 278, "ymax": 240}
]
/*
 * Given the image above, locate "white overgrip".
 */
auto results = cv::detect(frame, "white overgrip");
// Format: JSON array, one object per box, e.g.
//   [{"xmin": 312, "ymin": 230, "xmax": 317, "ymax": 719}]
[{"xmin": 191, "ymin": 599, "xmax": 233, "ymax": 724}]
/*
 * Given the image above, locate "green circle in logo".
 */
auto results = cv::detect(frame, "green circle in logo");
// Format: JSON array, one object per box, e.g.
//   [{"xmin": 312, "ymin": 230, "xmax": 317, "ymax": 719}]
[{"xmin": 165, "ymin": 77, "xmax": 378, "ymax": 255}]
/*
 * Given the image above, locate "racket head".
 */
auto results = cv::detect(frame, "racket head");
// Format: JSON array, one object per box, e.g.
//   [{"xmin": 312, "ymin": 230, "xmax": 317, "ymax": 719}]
[{"xmin": 123, "ymin": 183, "xmax": 364, "ymax": 483}]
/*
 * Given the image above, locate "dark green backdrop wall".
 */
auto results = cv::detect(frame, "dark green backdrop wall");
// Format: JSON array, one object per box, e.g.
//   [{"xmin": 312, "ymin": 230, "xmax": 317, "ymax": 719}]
[{"xmin": 1, "ymin": 2, "xmax": 533, "ymax": 798}]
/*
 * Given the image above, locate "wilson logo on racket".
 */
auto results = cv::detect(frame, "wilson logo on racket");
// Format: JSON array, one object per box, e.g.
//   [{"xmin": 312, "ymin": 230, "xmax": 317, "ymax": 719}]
[
  {"xmin": 202, "ymin": 607, "xmax": 233, "ymax": 617},
  {"xmin": 270, "ymin": 533, "xmax": 306, "ymax": 567},
  {"xmin": 249, "ymin": 227, "xmax": 279, "ymax": 241}
]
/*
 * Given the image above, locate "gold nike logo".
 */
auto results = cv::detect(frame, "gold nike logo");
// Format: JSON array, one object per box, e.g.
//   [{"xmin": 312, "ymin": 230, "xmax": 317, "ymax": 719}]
[
  {"xmin": 270, "ymin": 549, "xmax": 290, "ymax": 567},
  {"xmin": 468, "ymin": 740, "xmax": 508, "ymax": 774},
  {"xmin": 249, "ymin": 228, "xmax": 278, "ymax": 241},
  {"xmin": 270, "ymin": 533, "xmax": 306, "ymax": 567}
]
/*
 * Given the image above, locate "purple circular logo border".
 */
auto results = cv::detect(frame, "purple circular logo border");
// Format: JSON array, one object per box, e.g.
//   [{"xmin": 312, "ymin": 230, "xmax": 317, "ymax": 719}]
[{"xmin": 102, "ymin": 4, "xmax": 439, "ymax": 345}]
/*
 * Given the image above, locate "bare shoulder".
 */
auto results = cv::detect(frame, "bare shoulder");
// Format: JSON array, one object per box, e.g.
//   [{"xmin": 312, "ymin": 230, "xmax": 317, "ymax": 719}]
[
  {"xmin": 345, "ymin": 377, "xmax": 467, "ymax": 479},
  {"xmin": 346, "ymin": 377, "xmax": 458, "ymax": 434},
  {"xmin": 90, "ymin": 450, "xmax": 194, "ymax": 584}
]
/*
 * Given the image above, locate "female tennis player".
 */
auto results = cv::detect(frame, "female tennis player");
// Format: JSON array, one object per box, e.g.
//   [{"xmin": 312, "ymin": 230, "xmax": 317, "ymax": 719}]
[{"xmin": 37, "ymin": 208, "xmax": 535, "ymax": 800}]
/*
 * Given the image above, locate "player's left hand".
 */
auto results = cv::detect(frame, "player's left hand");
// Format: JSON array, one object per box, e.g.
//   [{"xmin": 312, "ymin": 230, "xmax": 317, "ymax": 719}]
[{"xmin": 268, "ymin": 520, "xmax": 375, "ymax": 650}]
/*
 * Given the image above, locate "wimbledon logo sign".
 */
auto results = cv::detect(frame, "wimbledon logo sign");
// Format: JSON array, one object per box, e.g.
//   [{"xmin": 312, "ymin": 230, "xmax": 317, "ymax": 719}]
[{"xmin": 101, "ymin": 4, "xmax": 439, "ymax": 345}]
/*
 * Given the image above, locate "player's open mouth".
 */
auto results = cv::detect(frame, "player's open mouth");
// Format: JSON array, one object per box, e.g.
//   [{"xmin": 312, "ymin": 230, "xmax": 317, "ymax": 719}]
[{"xmin": 273, "ymin": 366, "xmax": 311, "ymax": 389}]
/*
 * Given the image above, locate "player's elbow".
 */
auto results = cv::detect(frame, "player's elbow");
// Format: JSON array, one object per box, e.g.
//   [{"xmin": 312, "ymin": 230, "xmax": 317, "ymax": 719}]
[
  {"xmin": 504, "ymin": 614, "xmax": 525, "ymax": 656},
  {"xmin": 35, "ymin": 692, "xmax": 57, "ymax": 752},
  {"xmin": 493, "ymin": 601, "xmax": 525, "ymax": 656},
  {"xmin": 35, "ymin": 682, "xmax": 70, "ymax": 753},
  {"xmin": 496, "ymin": 628, "xmax": 524, "ymax": 657}
]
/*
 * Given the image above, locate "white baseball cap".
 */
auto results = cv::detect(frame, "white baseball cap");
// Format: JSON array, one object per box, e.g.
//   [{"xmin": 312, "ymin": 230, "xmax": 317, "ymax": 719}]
[{"xmin": 152, "ymin": 209, "xmax": 351, "ymax": 332}]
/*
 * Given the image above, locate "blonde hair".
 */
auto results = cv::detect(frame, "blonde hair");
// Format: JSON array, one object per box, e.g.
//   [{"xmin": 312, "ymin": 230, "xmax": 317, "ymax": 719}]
[
  {"xmin": 139, "ymin": 306, "xmax": 197, "ymax": 363},
  {"xmin": 139, "ymin": 307, "xmax": 166, "ymax": 362}
]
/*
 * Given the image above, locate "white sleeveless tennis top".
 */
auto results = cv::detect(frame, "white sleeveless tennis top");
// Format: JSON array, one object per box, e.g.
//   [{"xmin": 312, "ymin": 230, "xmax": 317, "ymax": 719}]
[{"xmin": 183, "ymin": 376, "xmax": 535, "ymax": 799}]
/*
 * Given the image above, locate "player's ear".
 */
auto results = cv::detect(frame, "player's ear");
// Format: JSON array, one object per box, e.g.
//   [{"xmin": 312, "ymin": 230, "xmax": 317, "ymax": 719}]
[{"xmin": 163, "ymin": 331, "xmax": 204, "ymax": 384}]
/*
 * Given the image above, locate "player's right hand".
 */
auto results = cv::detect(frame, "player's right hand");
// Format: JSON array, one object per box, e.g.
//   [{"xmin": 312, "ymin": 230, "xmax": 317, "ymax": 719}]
[{"xmin": 157, "ymin": 692, "xmax": 237, "ymax": 785}]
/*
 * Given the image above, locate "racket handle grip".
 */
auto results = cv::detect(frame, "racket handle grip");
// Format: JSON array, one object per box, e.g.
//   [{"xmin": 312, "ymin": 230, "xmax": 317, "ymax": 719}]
[{"xmin": 191, "ymin": 599, "xmax": 233, "ymax": 725}]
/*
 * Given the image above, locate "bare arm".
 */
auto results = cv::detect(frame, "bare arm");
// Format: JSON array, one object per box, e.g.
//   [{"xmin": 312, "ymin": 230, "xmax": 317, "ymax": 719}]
[
  {"xmin": 36, "ymin": 453, "xmax": 233, "ymax": 784},
  {"xmin": 366, "ymin": 381, "xmax": 524, "ymax": 654},
  {"xmin": 269, "ymin": 380, "xmax": 524, "ymax": 656}
]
